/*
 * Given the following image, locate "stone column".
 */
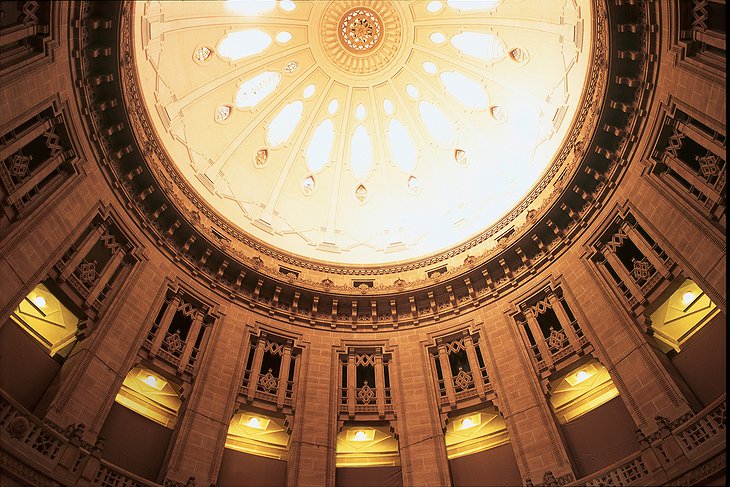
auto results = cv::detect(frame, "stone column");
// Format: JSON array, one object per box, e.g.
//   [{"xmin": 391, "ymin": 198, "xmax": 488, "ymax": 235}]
[
  {"xmin": 84, "ymin": 247, "xmax": 124, "ymax": 306},
  {"xmin": 375, "ymin": 352, "xmax": 386, "ymax": 417},
  {"xmin": 0, "ymin": 117, "xmax": 54, "ymax": 161},
  {"xmin": 277, "ymin": 344, "xmax": 292, "ymax": 410},
  {"xmin": 177, "ymin": 310, "xmax": 204, "ymax": 374},
  {"xmin": 6, "ymin": 151, "xmax": 67, "ymax": 206},
  {"xmin": 524, "ymin": 308, "xmax": 554, "ymax": 369},
  {"xmin": 159, "ymin": 306, "xmax": 249, "ymax": 487},
  {"xmin": 59, "ymin": 223, "xmax": 106, "ymax": 280},
  {"xmin": 246, "ymin": 336, "xmax": 266, "ymax": 401},
  {"xmin": 463, "ymin": 333, "xmax": 485, "ymax": 397},
  {"xmin": 347, "ymin": 351, "xmax": 356, "ymax": 416},
  {"xmin": 393, "ymin": 335, "xmax": 451, "ymax": 487},
  {"xmin": 437, "ymin": 343, "xmax": 456, "ymax": 406},
  {"xmin": 148, "ymin": 294, "xmax": 181, "ymax": 357},
  {"xmin": 546, "ymin": 292, "xmax": 582, "ymax": 351},
  {"xmin": 622, "ymin": 222, "xmax": 671, "ymax": 277},
  {"xmin": 602, "ymin": 244, "xmax": 646, "ymax": 303},
  {"xmin": 287, "ymin": 336, "xmax": 336, "ymax": 487}
]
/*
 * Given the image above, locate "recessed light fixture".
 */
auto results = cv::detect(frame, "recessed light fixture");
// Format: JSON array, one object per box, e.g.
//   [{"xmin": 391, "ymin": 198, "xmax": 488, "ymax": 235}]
[
  {"xmin": 575, "ymin": 370, "xmax": 590, "ymax": 383},
  {"xmin": 460, "ymin": 417, "xmax": 474, "ymax": 429},
  {"xmin": 247, "ymin": 417, "xmax": 261, "ymax": 428},
  {"xmin": 142, "ymin": 374, "xmax": 158, "ymax": 387},
  {"xmin": 32, "ymin": 296, "xmax": 47, "ymax": 308},
  {"xmin": 354, "ymin": 430, "xmax": 368, "ymax": 441},
  {"xmin": 681, "ymin": 291, "xmax": 696, "ymax": 306}
]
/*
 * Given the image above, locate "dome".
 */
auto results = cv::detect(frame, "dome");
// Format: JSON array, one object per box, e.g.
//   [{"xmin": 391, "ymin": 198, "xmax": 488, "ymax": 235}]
[{"xmin": 130, "ymin": 0, "xmax": 595, "ymax": 266}]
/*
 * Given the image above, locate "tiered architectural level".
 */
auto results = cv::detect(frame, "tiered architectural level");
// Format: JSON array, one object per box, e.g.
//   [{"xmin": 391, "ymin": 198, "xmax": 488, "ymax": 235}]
[
  {"xmin": 512, "ymin": 284, "xmax": 591, "ymax": 377},
  {"xmin": 339, "ymin": 347, "xmax": 394, "ymax": 419},
  {"xmin": 429, "ymin": 330, "xmax": 493, "ymax": 410},
  {"xmin": 241, "ymin": 331, "xmax": 300, "ymax": 412}
]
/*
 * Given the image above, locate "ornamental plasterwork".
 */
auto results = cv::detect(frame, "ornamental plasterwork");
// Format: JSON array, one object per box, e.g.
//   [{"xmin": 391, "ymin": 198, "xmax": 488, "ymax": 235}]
[{"xmin": 123, "ymin": 0, "xmax": 606, "ymax": 274}]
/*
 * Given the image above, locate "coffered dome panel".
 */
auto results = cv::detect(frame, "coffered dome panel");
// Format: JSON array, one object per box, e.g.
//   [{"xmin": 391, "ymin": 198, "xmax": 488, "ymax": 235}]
[{"xmin": 132, "ymin": 0, "xmax": 593, "ymax": 266}]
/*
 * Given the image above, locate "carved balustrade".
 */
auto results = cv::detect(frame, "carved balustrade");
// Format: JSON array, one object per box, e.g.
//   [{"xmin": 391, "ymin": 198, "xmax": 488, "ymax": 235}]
[
  {"xmin": 0, "ymin": 389, "xmax": 160, "ymax": 487},
  {"xmin": 567, "ymin": 394, "xmax": 726, "ymax": 486}
]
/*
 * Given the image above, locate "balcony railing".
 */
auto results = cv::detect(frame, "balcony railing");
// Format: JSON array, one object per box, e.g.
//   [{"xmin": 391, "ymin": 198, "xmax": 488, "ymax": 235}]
[
  {"xmin": 569, "ymin": 394, "xmax": 726, "ymax": 486},
  {"xmin": 0, "ymin": 389, "xmax": 159, "ymax": 487}
]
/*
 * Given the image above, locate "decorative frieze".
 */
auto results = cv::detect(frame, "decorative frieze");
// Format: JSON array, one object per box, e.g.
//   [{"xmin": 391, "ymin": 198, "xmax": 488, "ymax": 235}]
[
  {"xmin": 671, "ymin": 0, "xmax": 726, "ymax": 82},
  {"xmin": 240, "ymin": 331, "xmax": 301, "ymax": 412},
  {"xmin": 428, "ymin": 329, "xmax": 493, "ymax": 411},
  {"xmin": 338, "ymin": 346, "xmax": 394, "ymax": 419},
  {"xmin": 143, "ymin": 288, "xmax": 216, "ymax": 377},
  {"xmin": 0, "ymin": 104, "xmax": 78, "ymax": 231},
  {"xmin": 511, "ymin": 282, "xmax": 592, "ymax": 377},
  {"xmin": 0, "ymin": 1, "xmax": 55, "ymax": 79},
  {"xmin": 647, "ymin": 106, "xmax": 726, "ymax": 226},
  {"xmin": 588, "ymin": 210, "xmax": 678, "ymax": 315},
  {"xmin": 49, "ymin": 212, "xmax": 138, "ymax": 321}
]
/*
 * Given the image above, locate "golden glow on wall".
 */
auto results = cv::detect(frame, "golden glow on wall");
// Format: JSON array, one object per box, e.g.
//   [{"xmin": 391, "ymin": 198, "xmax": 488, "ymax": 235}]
[
  {"xmin": 444, "ymin": 405, "xmax": 509, "ymax": 459},
  {"xmin": 114, "ymin": 366, "xmax": 182, "ymax": 428},
  {"xmin": 225, "ymin": 411, "xmax": 290, "ymax": 460},
  {"xmin": 649, "ymin": 279, "xmax": 720, "ymax": 353},
  {"xmin": 336, "ymin": 424, "xmax": 400, "ymax": 467},
  {"xmin": 548, "ymin": 359, "xmax": 619, "ymax": 424},
  {"xmin": 11, "ymin": 283, "xmax": 80, "ymax": 357}
]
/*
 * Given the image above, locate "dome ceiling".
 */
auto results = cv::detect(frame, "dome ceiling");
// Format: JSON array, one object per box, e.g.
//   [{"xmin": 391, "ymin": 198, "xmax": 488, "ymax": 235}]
[{"xmin": 132, "ymin": 0, "xmax": 593, "ymax": 266}]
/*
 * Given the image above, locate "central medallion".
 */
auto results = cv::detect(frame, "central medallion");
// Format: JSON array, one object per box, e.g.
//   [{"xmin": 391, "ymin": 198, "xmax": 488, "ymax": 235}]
[
  {"xmin": 318, "ymin": 1, "xmax": 403, "ymax": 77},
  {"xmin": 339, "ymin": 7, "xmax": 383, "ymax": 53}
]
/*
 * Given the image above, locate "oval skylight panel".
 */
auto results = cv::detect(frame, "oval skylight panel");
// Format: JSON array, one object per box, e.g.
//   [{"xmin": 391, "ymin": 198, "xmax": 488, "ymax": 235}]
[
  {"xmin": 218, "ymin": 30, "xmax": 272, "ymax": 61},
  {"xmin": 303, "ymin": 84, "xmax": 316, "ymax": 98},
  {"xmin": 235, "ymin": 71, "xmax": 281, "ymax": 108},
  {"xmin": 422, "ymin": 62, "xmax": 437, "ymax": 74},
  {"xmin": 266, "ymin": 101, "xmax": 303, "ymax": 148},
  {"xmin": 430, "ymin": 32, "xmax": 447, "ymax": 44},
  {"xmin": 418, "ymin": 101, "xmax": 456, "ymax": 147},
  {"xmin": 387, "ymin": 119, "xmax": 417, "ymax": 174},
  {"xmin": 355, "ymin": 103, "xmax": 367, "ymax": 121},
  {"xmin": 450, "ymin": 32, "xmax": 505, "ymax": 62},
  {"xmin": 406, "ymin": 84, "xmax": 420, "ymax": 99},
  {"xmin": 225, "ymin": 0, "xmax": 275, "ymax": 15},
  {"xmin": 279, "ymin": 0, "xmax": 296, "ymax": 12},
  {"xmin": 306, "ymin": 119, "xmax": 334, "ymax": 173},
  {"xmin": 328, "ymin": 99, "xmax": 339, "ymax": 114},
  {"xmin": 426, "ymin": 1, "xmax": 444, "ymax": 13},
  {"xmin": 383, "ymin": 99, "xmax": 394, "ymax": 115},
  {"xmin": 275, "ymin": 31, "xmax": 292, "ymax": 43},
  {"xmin": 447, "ymin": 0, "xmax": 501, "ymax": 11},
  {"xmin": 440, "ymin": 71, "xmax": 488, "ymax": 110},
  {"xmin": 350, "ymin": 125, "xmax": 373, "ymax": 182}
]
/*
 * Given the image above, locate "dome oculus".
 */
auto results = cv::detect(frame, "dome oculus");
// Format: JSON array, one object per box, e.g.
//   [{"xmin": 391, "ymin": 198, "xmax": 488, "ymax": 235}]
[{"xmin": 339, "ymin": 7, "xmax": 383, "ymax": 53}]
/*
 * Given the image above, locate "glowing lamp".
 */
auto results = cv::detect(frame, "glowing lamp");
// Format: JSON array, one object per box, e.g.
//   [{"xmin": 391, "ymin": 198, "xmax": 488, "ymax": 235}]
[
  {"xmin": 142, "ymin": 375, "xmax": 158, "ymax": 387},
  {"xmin": 461, "ymin": 417, "xmax": 475, "ymax": 429},
  {"xmin": 354, "ymin": 430, "xmax": 368, "ymax": 441},
  {"xmin": 681, "ymin": 291, "xmax": 695, "ymax": 306},
  {"xmin": 575, "ymin": 370, "xmax": 590, "ymax": 383},
  {"xmin": 247, "ymin": 417, "xmax": 261, "ymax": 428},
  {"xmin": 32, "ymin": 296, "xmax": 47, "ymax": 308}
]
